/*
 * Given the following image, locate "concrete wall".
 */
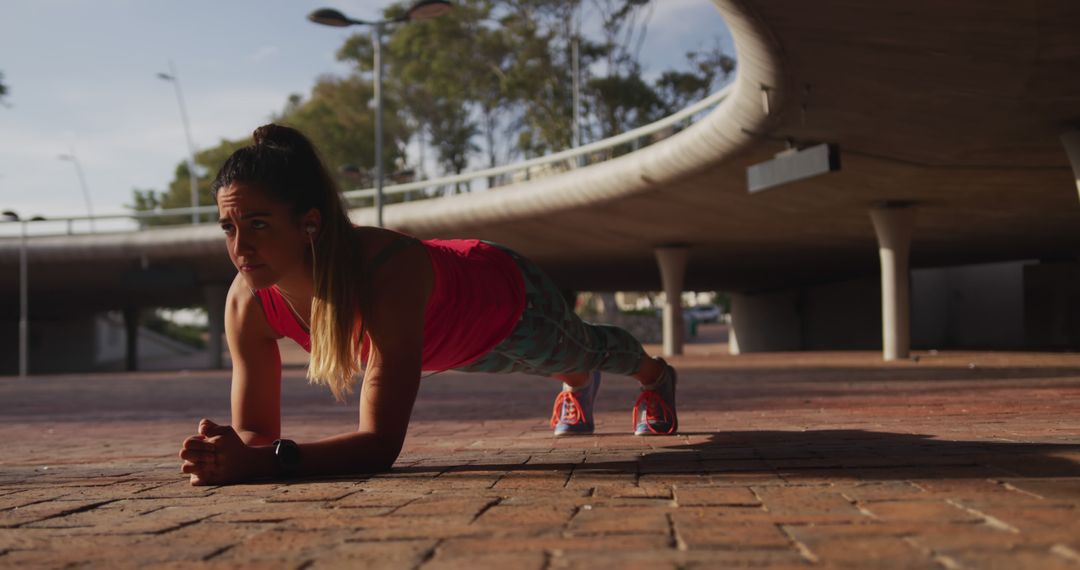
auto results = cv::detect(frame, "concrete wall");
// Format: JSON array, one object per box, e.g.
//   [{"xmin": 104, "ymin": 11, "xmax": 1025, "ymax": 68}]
[
  {"xmin": 801, "ymin": 277, "xmax": 881, "ymax": 350},
  {"xmin": 1024, "ymin": 261, "xmax": 1080, "ymax": 349},
  {"xmin": 912, "ymin": 261, "xmax": 1027, "ymax": 349},
  {"xmin": 0, "ymin": 313, "xmax": 205, "ymax": 375},
  {"xmin": 0, "ymin": 316, "xmax": 99, "ymax": 375},
  {"xmin": 730, "ymin": 289, "xmax": 803, "ymax": 352},
  {"xmin": 730, "ymin": 260, "xmax": 1036, "ymax": 353}
]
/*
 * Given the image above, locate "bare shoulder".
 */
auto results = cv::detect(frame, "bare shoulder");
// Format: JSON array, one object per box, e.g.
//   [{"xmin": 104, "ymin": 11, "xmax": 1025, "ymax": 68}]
[{"xmin": 225, "ymin": 272, "xmax": 281, "ymax": 341}]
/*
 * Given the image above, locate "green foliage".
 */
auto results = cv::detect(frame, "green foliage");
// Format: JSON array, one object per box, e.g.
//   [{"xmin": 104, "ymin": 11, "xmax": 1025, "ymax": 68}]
[
  {"xmin": 139, "ymin": 0, "xmax": 734, "ymax": 219},
  {"xmin": 141, "ymin": 311, "xmax": 207, "ymax": 349}
]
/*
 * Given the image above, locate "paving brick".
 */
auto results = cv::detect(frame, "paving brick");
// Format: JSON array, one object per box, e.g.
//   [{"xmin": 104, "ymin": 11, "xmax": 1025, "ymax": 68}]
[
  {"xmin": 565, "ymin": 505, "xmax": 673, "ymax": 535},
  {"xmin": 673, "ymin": 485, "xmax": 760, "ymax": 507},
  {"xmin": 424, "ymin": 550, "xmax": 547, "ymax": 570},
  {"xmin": 333, "ymin": 490, "xmax": 427, "ymax": 508},
  {"xmin": 860, "ymin": 499, "xmax": 984, "ymax": 523},
  {"xmin": 938, "ymin": 546, "xmax": 1080, "ymax": 570},
  {"xmin": 1, "ymin": 348, "xmax": 1079, "ymax": 568},
  {"xmin": 263, "ymin": 482, "xmax": 362, "ymax": 503},
  {"xmin": 1, "ymin": 499, "xmax": 114, "ymax": 528},
  {"xmin": 474, "ymin": 504, "xmax": 576, "ymax": 527},
  {"xmin": 672, "ymin": 517, "xmax": 792, "ymax": 549},
  {"xmin": 833, "ymin": 481, "xmax": 925, "ymax": 502},
  {"xmin": 752, "ymin": 486, "xmax": 870, "ymax": 522},
  {"xmin": 308, "ymin": 539, "xmax": 438, "ymax": 569},
  {"xmin": 393, "ymin": 495, "xmax": 500, "ymax": 518},
  {"xmin": 1001, "ymin": 478, "xmax": 1080, "ymax": 501}
]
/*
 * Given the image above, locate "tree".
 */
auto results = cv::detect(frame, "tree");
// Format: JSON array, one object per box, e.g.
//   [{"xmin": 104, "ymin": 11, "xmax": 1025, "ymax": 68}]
[
  {"xmin": 279, "ymin": 74, "xmax": 409, "ymax": 189},
  {"xmin": 137, "ymin": 0, "xmax": 736, "ymax": 219},
  {"xmin": 0, "ymin": 71, "xmax": 9, "ymax": 107},
  {"xmin": 655, "ymin": 44, "xmax": 735, "ymax": 115}
]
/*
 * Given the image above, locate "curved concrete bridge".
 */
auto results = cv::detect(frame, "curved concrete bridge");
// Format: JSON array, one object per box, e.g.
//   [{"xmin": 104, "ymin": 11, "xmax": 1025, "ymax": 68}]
[{"xmin": 3, "ymin": 0, "xmax": 1080, "ymax": 372}]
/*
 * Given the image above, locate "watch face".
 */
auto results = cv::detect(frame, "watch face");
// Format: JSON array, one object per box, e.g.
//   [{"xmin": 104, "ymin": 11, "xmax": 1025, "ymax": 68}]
[{"xmin": 275, "ymin": 439, "xmax": 301, "ymax": 467}]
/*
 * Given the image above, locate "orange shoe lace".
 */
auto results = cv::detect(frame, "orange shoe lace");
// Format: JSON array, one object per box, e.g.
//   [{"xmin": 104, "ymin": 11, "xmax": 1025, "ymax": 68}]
[
  {"xmin": 632, "ymin": 390, "xmax": 676, "ymax": 434},
  {"xmin": 551, "ymin": 391, "xmax": 585, "ymax": 427}
]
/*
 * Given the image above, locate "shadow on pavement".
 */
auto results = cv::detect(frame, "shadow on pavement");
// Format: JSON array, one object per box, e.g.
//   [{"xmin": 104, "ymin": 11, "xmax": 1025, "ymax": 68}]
[{"xmin": 389, "ymin": 430, "xmax": 1080, "ymax": 481}]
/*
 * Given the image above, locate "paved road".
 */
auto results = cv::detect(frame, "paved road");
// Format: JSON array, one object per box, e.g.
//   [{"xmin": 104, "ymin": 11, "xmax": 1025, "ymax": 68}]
[{"xmin": 2, "ymin": 347, "xmax": 1079, "ymax": 569}]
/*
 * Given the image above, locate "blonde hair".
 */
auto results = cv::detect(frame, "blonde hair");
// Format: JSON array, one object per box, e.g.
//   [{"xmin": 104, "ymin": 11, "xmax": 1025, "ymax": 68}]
[{"xmin": 211, "ymin": 124, "xmax": 367, "ymax": 401}]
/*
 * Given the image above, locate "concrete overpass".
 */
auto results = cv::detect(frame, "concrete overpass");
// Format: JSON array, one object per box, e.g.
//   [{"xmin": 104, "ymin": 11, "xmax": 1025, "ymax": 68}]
[{"xmin": 3, "ymin": 0, "xmax": 1080, "ymax": 373}]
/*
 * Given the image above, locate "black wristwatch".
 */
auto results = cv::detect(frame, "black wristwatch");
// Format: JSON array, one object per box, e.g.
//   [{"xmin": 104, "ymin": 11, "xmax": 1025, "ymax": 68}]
[{"xmin": 272, "ymin": 439, "xmax": 301, "ymax": 476}]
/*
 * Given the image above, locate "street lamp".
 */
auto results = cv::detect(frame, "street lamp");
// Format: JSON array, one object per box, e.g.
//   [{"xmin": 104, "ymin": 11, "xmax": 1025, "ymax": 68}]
[
  {"xmin": 7, "ymin": 211, "xmax": 44, "ymax": 378},
  {"xmin": 157, "ymin": 61, "xmax": 201, "ymax": 225},
  {"xmin": 308, "ymin": 1, "xmax": 452, "ymax": 228},
  {"xmin": 57, "ymin": 149, "xmax": 95, "ymax": 232}
]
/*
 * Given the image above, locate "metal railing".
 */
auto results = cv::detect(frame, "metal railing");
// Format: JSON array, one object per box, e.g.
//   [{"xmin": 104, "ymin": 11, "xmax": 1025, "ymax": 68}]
[{"xmin": 0, "ymin": 84, "xmax": 731, "ymax": 237}]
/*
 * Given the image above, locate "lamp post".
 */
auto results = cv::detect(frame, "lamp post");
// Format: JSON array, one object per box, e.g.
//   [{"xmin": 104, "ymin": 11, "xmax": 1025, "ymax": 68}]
[
  {"xmin": 4, "ymin": 211, "xmax": 44, "ymax": 377},
  {"xmin": 57, "ymin": 149, "xmax": 95, "ymax": 232},
  {"xmin": 157, "ymin": 61, "xmax": 201, "ymax": 225},
  {"xmin": 308, "ymin": 1, "xmax": 452, "ymax": 228}
]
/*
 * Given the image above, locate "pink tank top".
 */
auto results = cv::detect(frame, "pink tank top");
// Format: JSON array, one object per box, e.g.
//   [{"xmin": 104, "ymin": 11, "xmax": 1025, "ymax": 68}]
[{"xmin": 255, "ymin": 238, "xmax": 525, "ymax": 372}]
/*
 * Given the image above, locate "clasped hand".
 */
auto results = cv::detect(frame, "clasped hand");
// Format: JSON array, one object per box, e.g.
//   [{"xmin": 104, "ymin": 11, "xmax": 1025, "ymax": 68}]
[{"xmin": 179, "ymin": 418, "xmax": 257, "ymax": 486}]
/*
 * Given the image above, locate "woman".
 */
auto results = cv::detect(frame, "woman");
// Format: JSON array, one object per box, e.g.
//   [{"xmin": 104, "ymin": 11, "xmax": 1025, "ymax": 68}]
[{"xmin": 179, "ymin": 124, "xmax": 679, "ymax": 486}]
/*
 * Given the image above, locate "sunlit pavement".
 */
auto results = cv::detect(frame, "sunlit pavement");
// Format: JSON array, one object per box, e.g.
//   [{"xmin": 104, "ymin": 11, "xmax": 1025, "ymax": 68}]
[{"xmin": 2, "ymin": 332, "xmax": 1079, "ymax": 568}]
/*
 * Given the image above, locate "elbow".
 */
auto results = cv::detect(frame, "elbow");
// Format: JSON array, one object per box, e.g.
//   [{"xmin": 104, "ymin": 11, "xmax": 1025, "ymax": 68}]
[{"xmin": 367, "ymin": 435, "xmax": 404, "ymax": 473}]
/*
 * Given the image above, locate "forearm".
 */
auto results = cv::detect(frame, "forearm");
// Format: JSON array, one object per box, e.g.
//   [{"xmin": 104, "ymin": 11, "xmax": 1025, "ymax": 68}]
[
  {"xmin": 249, "ymin": 431, "xmax": 401, "ymax": 479},
  {"xmin": 237, "ymin": 429, "xmax": 277, "ymax": 447}
]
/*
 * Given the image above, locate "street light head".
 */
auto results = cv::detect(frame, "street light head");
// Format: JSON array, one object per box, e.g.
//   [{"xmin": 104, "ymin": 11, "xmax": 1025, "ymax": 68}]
[
  {"xmin": 157, "ymin": 72, "xmax": 175, "ymax": 81},
  {"xmin": 308, "ymin": 8, "xmax": 355, "ymax": 27},
  {"xmin": 57, "ymin": 154, "xmax": 74, "ymax": 162},
  {"xmin": 407, "ymin": 0, "xmax": 452, "ymax": 21}
]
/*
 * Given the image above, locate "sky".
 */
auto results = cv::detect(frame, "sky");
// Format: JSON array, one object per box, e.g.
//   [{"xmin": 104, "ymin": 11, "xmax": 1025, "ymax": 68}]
[{"xmin": 0, "ymin": 0, "xmax": 733, "ymax": 224}]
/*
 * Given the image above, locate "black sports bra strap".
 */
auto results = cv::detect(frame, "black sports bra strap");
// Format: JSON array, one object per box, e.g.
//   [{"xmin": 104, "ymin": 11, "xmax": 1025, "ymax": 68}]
[{"xmin": 368, "ymin": 235, "xmax": 422, "ymax": 274}]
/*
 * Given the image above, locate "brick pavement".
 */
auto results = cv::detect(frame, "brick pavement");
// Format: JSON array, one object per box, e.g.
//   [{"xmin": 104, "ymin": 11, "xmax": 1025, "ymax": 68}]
[{"xmin": 2, "ymin": 342, "xmax": 1080, "ymax": 569}]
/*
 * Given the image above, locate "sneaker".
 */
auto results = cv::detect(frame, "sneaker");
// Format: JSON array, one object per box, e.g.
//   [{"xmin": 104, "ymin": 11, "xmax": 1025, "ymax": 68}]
[
  {"xmin": 633, "ymin": 359, "xmax": 678, "ymax": 435},
  {"xmin": 551, "ymin": 371, "xmax": 602, "ymax": 436}
]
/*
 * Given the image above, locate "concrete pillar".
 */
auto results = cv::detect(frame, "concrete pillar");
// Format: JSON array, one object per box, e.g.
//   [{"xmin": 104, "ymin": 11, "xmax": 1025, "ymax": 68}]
[
  {"xmin": 728, "ymin": 320, "xmax": 740, "ymax": 355},
  {"xmin": 654, "ymin": 246, "xmax": 689, "ymax": 356},
  {"xmin": 869, "ymin": 204, "xmax": 916, "ymax": 361},
  {"xmin": 1062, "ymin": 132, "xmax": 1080, "ymax": 202},
  {"xmin": 204, "ymin": 283, "xmax": 228, "ymax": 369},
  {"xmin": 122, "ymin": 306, "xmax": 139, "ymax": 372}
]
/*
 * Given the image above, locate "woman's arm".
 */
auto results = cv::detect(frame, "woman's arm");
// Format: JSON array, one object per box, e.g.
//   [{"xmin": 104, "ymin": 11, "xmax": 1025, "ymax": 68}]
[
  {"xmin": 180, "ymin": 273, "xmax": 284, "ymax": 485},
  {"xmin": 225, "ymin": 273, "xmax": 283, "ymax": 446},
  {"xmin": 283, "ymin": 240, "xmax": 431, "ymax": 474},
  {"xmin": 180, "ymin": 240, "xmax": 432, "ymax": 484}
]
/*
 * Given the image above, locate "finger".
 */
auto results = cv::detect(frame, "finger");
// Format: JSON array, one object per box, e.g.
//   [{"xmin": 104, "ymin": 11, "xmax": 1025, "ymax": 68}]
[
  {"xmin": 179, "ymin": 449, "xmax": 216, "ymax": 463},
  {"xmin": 181, "ymin": 460, "xmax": 199, "ymax": 474},
  {"xmin": 182, "ymin": 437, "xmax": 214, "ymax": 452},
  {"xmin": 190, "ymin": 474, "xmax": 210, "ymax": 487},
  {"xmin": 198, "ymin": 419, "xmax": 231, "ymax": 437},
  {"xmin": 198, "ymin": 418, "xmax": 217, "ymax": 436}
]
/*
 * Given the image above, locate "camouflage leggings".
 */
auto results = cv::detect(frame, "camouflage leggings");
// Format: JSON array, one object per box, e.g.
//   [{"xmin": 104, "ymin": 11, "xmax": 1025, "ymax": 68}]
[{"xmin": 454, "ymin": 243, "xmax": 646, "ymax": 377}]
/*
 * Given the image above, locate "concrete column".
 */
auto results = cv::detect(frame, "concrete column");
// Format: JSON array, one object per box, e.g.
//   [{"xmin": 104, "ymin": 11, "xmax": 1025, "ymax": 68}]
[
  {"xmin": 122, "ymin": 306, "xmax": 139, "ymax": 372},
  {"xmin": 654, "ymin": 246, "xmax": 690, "ymax": 356},
  {"xmin": 728, "ymin": 319, "xmax": 740, "ymax": 355},
  {"xmin": 204, "ymin": 283, "xmax": 228, "ymax": 369},
  {"xmin": 1063, "ymin": 132, "xmax": 1080, "ymax": 202},
  {"xmin": 869, "ymin": 204, "xmax": 916, "ymax": 361}
]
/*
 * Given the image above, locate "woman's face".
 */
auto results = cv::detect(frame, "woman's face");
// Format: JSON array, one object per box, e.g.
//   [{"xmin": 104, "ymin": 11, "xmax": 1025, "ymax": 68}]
[{"xmin": 217, "ymin": 182, "xmax": 308, "ymax": 290}]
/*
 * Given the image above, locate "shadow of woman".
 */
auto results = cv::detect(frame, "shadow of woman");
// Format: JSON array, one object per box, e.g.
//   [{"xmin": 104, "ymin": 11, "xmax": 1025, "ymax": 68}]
[{"xmin": 389, "ymin": 430, "xmax": 1080, "ymax": 482}]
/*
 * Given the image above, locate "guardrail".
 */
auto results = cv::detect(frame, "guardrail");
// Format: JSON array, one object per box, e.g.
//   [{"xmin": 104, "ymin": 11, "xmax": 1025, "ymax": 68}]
[{"xmin": 0, "ymin": 84, "xmax": 731, "ymax": 237}]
